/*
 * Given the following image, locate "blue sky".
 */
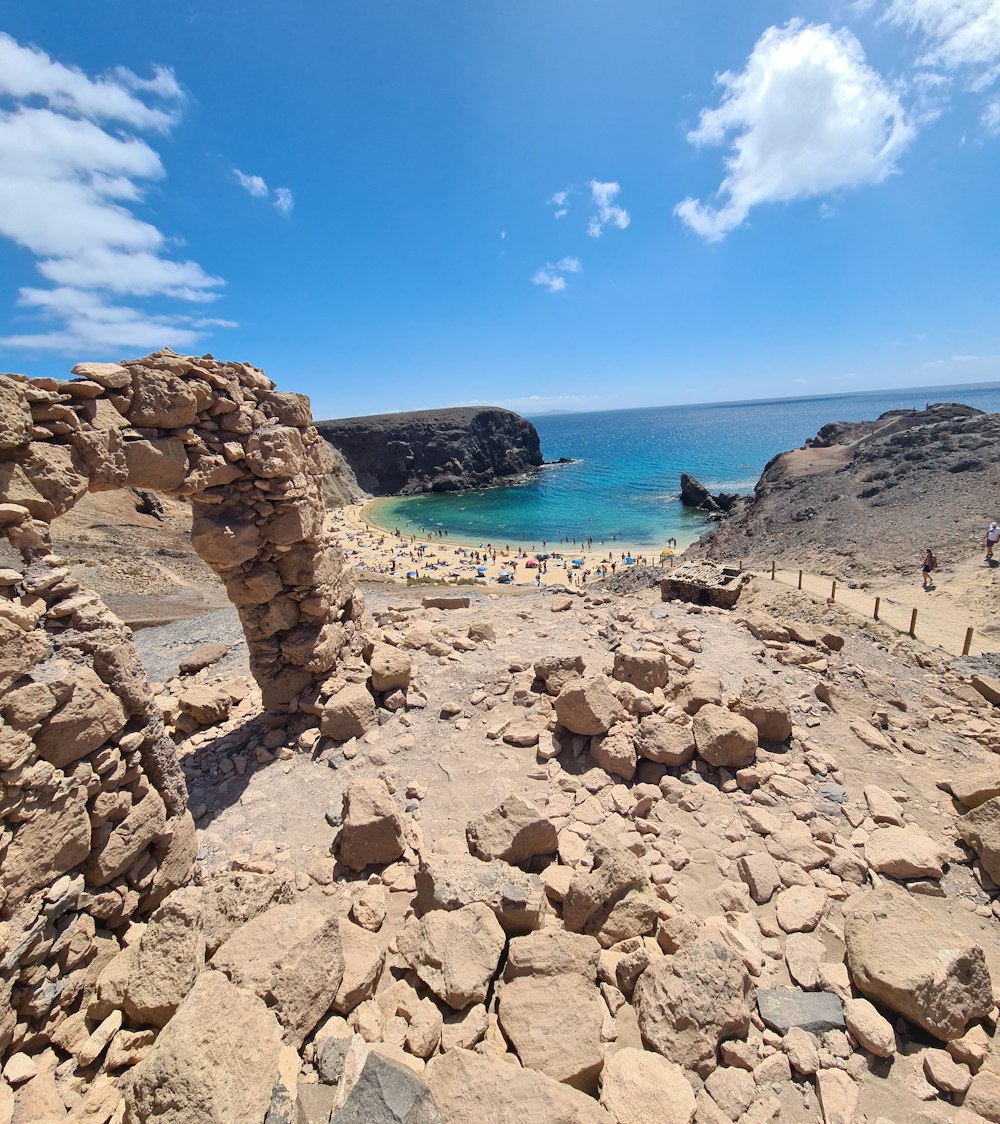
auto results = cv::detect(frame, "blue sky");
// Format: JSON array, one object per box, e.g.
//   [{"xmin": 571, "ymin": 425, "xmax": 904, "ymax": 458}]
[{"xmin": 1, "ymin": 1, "xmax": 998, "ymax": 417}]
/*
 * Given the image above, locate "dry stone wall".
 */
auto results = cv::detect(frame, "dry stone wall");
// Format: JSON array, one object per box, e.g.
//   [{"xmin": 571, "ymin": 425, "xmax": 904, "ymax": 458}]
[{"xmin": 0, "ymin": 350, "xmax": 365, "ymax": 1072}]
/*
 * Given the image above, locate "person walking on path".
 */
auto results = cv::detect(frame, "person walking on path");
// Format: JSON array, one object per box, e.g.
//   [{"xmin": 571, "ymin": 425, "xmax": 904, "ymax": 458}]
[
  {"xmin": 985, "ymin": 522, "xmax": 1000, "ymax": 563},
  {"xmin": 922, "ymin": 548, "xmax": 937, "ymax": 591}
]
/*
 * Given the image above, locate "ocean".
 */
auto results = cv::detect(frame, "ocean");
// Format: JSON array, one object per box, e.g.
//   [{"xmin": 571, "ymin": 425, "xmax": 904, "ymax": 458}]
[{"xmin": 368, "ymin": 383, "xmax": 1000, "ymax": 549}]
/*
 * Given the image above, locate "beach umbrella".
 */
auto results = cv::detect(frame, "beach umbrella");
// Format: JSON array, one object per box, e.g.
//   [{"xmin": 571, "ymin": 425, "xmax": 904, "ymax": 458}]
[
  {"xmin": 660, "ymin": 548, "xmax": 675, "ymax": 559},
  {"xmin": 476, "ymin": 566, "xmax": 488, "ymax": 573},
  {"xmin": 572, "ymin": 558, "xmax": 584, "ymax": 566},
  {"xmin": 406, "ymin": 571, "xmax": 418, "ymax": 578}
]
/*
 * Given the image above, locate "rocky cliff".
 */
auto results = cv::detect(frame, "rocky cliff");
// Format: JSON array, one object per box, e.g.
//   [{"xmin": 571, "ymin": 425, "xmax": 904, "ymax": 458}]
[
  {"xmin": 316, "ymin": 406, "xmax": 543, "ymax": 495},
  {"xmin": 689, "ymin": 402, "xmax": 1000, "ymax": 582}
]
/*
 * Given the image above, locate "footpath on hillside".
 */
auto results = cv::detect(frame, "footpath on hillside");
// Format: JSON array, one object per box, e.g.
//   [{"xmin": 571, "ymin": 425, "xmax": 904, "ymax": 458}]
[{"xmin": 739, "ymin": 562, "xmax": 1000, "ymax": 657}]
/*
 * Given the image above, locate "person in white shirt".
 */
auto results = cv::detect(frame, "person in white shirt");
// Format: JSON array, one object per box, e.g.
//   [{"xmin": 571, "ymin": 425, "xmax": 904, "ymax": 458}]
[{"xmin": 985, "ymin": 522, "xmax": 1000, "ymax": 562}]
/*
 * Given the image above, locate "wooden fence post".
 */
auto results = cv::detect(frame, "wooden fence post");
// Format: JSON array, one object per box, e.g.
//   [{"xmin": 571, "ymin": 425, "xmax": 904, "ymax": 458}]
[
  {"xmin": 831, "ymin": 580, "xmax": 836, "ymax": 602},
  {"xmin": 909, "ymin": 608, "xmax": 918, "ymax": 637},
  {"xmin": 738, "ymin": 559, "xmax": 743, "ymax": 573},
  {"xmin": 964, "ymin": 627, "xmax": 974, "ymax": 656},
  {"xmin": 797, "ymin": 570, "xmax": 803, "ymax": 590},
  {"xmin": 873, "ymin": 596, "xmax": 880, "ymax": 620},
  {"xmin": 771, "ymin": 561, "xmax": 776, "ymax": 580}
]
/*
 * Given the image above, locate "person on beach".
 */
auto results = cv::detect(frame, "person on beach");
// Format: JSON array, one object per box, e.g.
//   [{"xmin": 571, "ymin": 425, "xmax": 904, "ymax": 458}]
[
  {"xmin": 985, "ymin": 522, "xmax": 1000, "ymax": 562},
  {"xmin": 922, "ymin": 548, "xmax": 937, "ymax": 590}
]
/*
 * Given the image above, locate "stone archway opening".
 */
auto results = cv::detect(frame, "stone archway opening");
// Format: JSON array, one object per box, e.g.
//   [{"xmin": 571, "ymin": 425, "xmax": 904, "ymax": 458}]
[{"xmin": 1, "ymin": 349, "xmax": 363, "ymax": 711}]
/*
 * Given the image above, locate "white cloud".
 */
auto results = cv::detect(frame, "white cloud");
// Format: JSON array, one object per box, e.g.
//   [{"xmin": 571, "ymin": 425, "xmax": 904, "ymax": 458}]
[
  {"xmin": 984, "ymin": 93, "xmax": 1000, "ymax": 130},
  {"xmin": 233, "ymin": 169, "xmax": 294, "ymax": 215},
  {"xmin": 675, "ymin": 21, "xmax": 913, "ymax": 241},
  {"xmin": 884, "ymin": 0, "xmax": 1000, "ymax": 90},
  {"xmin": 531, "ymin": 269, "xmax": 566, "ymax": 293},
  {"xmin": 233, "ymin": 168, "xmax": 268, "ymax": 197},
  {"xmin": 0, "ymin": 32, "xmax": 181, "ymax": 131},
  {"xmin": 549, "ymin": 190, "xmax": 568, "ymax": 207},
  {"xmin": 587, "ymin": 180, "xmax": 630, "ymax": 237},
  {"xmin": 0, "ymin": 33, "xmax": 227, "ymax": 355},
  {"xmin": 531, "ymin": 256, "xmax": 582, "ymax": 293}
]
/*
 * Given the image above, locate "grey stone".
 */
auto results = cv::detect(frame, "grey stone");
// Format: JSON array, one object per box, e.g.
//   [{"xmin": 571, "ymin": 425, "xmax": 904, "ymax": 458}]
[
  {"xmin": 332, "ymin": 1052, "xmax": 441, "ymax": 1123},
  {"xmin": 318, "ymin": 1037, "xmax": 351, "ymax": 1085},
  {"xmin": 756, "ymin": 989, "xmax": 845, "ymax": 1036}
]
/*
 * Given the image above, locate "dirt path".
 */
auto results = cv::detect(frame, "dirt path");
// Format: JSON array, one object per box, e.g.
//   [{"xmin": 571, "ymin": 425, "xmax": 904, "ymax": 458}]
[{"xmin": 763, "ymin": 563, "xmax": 1000, "ymax": 656}]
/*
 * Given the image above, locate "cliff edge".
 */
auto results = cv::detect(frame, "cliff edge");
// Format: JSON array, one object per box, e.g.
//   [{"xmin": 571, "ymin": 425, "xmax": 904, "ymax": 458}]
[
  {"xmin": 689, "ymin": 402, "xmax": 1000, "ymax": 586},
  {"xmin": 316, "ymin": 405, "xmax": 543, "ymax": 495}
]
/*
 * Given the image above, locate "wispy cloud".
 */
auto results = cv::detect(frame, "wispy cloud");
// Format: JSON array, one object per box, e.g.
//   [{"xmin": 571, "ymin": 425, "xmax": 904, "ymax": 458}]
[
  {"xmin": 0, "ymin": 32, "xmax": 228, "ymax": 354},
  {"xmin": 233, "ymin": 169, "xmax": 268, "ymax": 198},
  {"xmin": 233, "ymin": 168, "xmax": 294, "ymax": 215},
  {"xmin": 587, "ymin": 180, "xmax": 630, "ymax": 238},
  {"xmin": 531, "ymin": 256, "xmax": 582, "ymax": 294},
  {"xmin": 884, "ymin": 0, "xmax": 1000, "ymax": 91},
  {"xmin": 675, "ymin": 21, "xmax": 913, "ymax": 241}
]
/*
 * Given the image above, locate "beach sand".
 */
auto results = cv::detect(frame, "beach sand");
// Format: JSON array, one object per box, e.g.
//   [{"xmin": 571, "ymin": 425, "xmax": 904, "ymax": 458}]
[{"xmin": 330, "ymin": 500, "xmax": 686, "ymax": 590}]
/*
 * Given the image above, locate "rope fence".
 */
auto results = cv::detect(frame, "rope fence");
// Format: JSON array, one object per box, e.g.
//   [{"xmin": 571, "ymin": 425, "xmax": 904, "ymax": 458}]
[{"xmin": 737, "ymin": 559, "xmax": 994, "ymax": 658}]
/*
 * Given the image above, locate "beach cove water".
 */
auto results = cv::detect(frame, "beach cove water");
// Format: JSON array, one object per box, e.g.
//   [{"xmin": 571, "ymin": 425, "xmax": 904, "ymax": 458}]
[{"xmin": 369, "ymin": 384, "xmax": 1000, "ymax": 549}]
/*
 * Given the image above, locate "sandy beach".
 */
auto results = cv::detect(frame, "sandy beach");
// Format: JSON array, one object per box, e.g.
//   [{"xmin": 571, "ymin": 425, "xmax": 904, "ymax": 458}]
[{"xmin": 329, "ymin": 500, "xmax": 687, "ymax": 589}]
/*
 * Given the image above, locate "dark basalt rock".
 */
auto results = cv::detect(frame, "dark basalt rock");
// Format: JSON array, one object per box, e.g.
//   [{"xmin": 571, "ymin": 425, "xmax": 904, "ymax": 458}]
[
  {"xmin": 316, "ymin": 407, "xmax": 543, "ymax": 496},
  {"xmin": 679, "ymin": 473, "xmax": 739, "ymax": 514}
]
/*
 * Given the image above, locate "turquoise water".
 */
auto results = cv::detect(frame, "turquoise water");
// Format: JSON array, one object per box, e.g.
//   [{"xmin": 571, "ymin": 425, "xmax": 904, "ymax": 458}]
[{"xmin": 372, "ymin": 384, "xmax": 1000, "ymax": 548}]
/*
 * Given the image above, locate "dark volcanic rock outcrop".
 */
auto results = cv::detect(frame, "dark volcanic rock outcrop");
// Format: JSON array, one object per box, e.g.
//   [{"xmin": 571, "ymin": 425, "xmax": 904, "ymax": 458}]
[
  {"xmin": 680, "ymin": 473, "xmax": 739, "ymax": 515},
  {"xmin": 689, "ymin": 402, "xmax": 1000, "ymax": 585},
  {"xmin": 316, "ymin": 406, "xmax": 543, "ymax": 495}
]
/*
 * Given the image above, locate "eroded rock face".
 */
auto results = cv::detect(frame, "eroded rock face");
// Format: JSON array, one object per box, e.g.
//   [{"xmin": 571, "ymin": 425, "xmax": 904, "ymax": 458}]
[
  {"xmin": 123, "ymin": 970, "xmax": 283, "ymax": 1124},
  {"xmin": 845, "ymin": 891, "xmax": 993, "ymax": 1041},
  {"xmin": 554, "ymin": 676, "xmax": 623, "ymax": 736},
  {"xmin": 338, "ymin": 778, "xmax": 407, "ymax": 872},
  {"xmin": 316, "ymin": 406, "xmax": 543, "ymax": 496},
  {"xmin": 424, "ymin": 1048, "xmax": 612, "ymax": 1124},
  {"xmin": 466, "ymin": 796, "xmax": 557, "ymax": 866},
  {"xmin": 957, "ymin": 796, "xmax": 1000, "ymax": 883},
  {"xmin": 396, "ymin": 903, "xmax": 505, "ymax": 1010},
  {"xmin": 633, "ymin": 937, "xmax": 753, "ymax": 1076}
]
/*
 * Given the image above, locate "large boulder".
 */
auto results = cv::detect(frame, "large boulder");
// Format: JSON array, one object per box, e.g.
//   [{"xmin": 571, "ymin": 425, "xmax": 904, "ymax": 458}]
[
  {"xmin": 844, "ymin": 890, "xmax": 992, "ymax": 1041},
  {"xmin": 425, "ymin": 1048, "xmax": 612, "ymax": 1124},
  {"xmin": 332, "ymin": 1051, "xmax": 441, "ymax": 1124},
  {"xmin": 396, "ymin": 902, "xmax": 505, "ymax": 1010},
  {"xmin": 941, "ymin": 764, "xmax": 1000, "ymax": 810},
  {"xmin": 338, "ymin": 778, "xmax": 406, "ymax": 871},
  {"xmin": 599, "ymin": 1047, "xmax": 695, "ymax": 1124},
  {"xmin": 563, "ymin": 834, "xmax": 657, "ymax": 948},
  {"xmin": 692, "ymin": 704, "xmax": 758, "ymax": 769},
  {"xmin": 123, "ymin": 971, "xmax": 282, "ymax": 1124},
  {"xmin": 498, "ymin": 930, "xmax": 604, "ymax": 1093},
  {"xmin": 368, "ymin": 643, "xmax": 413, "ymax": 692},
  {"xmin": 554, "ymin": 676, "xmax": 622, "ymax": 736},
  {"xmin": 957, "ymin": 796, "xmax": 1000, "ymax": 883},
  {"xmin": 209, "ymin": 900, "xmax": 346, "ymax": 1047},
  {"xmin": 731, "ymin": 677, "xmax": 792, "ymax": 743},
  {"xmin": 534, "ymin": 654, "xmax": 586, "ymax": 697},
  {"xmin": 635, "ymin": 714, "xmax": 695, "ymax": 767},
  {"xmin": 612, "ymin": 652, "xmax": 670, "ymax": 694},
  {"xmin": 124, "ymin": 889, "xmax": 205, "ymax": 1028},
  {"xmin": 466, "ymin": 795, "xmax": 557, "ymax": 866},
  {"xmin": 320, "ymin": 683, "xmax": 377, "ymax": 740},
  {"xmin": 864, "ymin": 826, "xmax": 945, "ymax": 880},
  {"xmin": 415, "ymin": 853, "xmax": 548, "ymax": 934},
  {"xmin": 633, "ymin": 937, "xmax": 753, "ymax": 1076},
  {"xmin": 589, "ymin": 724, "xmax": 638, "ymax": 781}
]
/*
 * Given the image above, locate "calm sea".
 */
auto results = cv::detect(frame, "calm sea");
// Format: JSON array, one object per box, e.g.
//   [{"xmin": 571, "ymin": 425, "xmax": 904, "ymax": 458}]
[{"xmin": 370, "ymin": 383, "xmax": 1000, "ymax": 549}]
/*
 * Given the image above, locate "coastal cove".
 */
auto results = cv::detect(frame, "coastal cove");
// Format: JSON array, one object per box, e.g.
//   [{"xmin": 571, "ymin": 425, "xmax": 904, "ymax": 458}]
[{"xmin": 370, "ymin": 383, "xmax": 1000, "ymax": 548}]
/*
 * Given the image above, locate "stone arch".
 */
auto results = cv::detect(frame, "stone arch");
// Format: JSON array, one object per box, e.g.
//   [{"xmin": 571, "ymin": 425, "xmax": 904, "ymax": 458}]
[{"xmin": 0, "ymin": 349, "xmax": 362, "ymax": 711}]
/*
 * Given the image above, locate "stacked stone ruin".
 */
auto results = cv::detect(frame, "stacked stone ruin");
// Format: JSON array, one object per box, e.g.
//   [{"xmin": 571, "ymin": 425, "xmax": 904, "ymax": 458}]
[{"xmin": 0, "ymin": 351, "xmax": 364, "ymax": 1066}]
